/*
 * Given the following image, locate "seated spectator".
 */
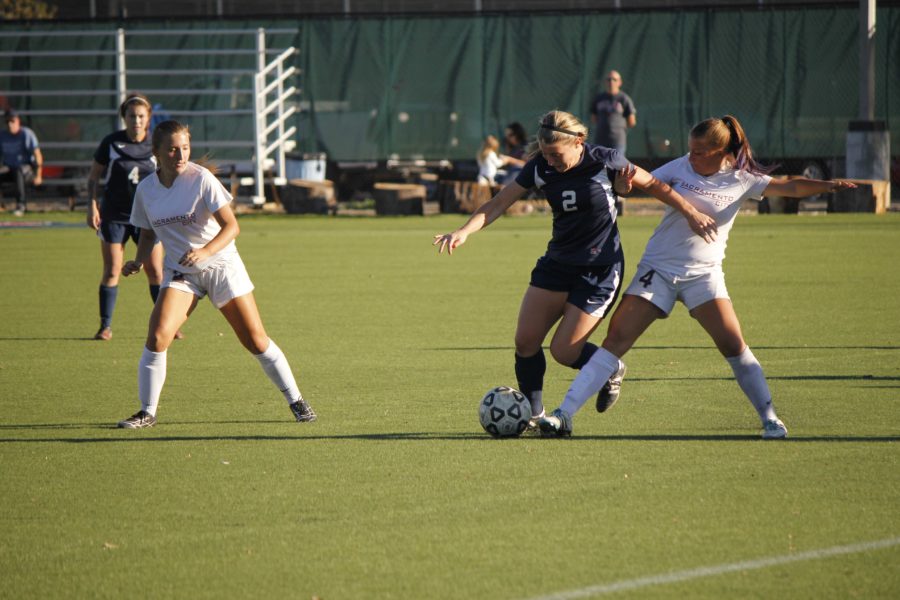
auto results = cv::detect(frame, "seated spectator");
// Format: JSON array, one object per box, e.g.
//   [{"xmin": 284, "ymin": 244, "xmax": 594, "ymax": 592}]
[
  {"xmin": 0, "ymin": 109, "xmax": 42, "ymax": 216},
  {"xmin": 477, "ymin": 134, "xmax": 524, "ymax": 186},
  {"xmin": 502, "ymin": 122, "xmax": 529, "ymax": 184}
]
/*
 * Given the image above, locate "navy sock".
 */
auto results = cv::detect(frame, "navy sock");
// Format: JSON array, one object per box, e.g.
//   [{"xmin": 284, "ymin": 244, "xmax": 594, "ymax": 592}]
[
  {"xmin": 570, "ymin": 342, "xmax": 599, "ymax": 370},
  {"xmin": 515, "ymin": 349, "xmax": 546, "ymax": 414},
  {"xmin": 149, "ymin": 284, "xmax": 160, "ymax": 304},
  {"xmin": 99, "ymin": 285, "xmax": 118, "ymax": 328}
]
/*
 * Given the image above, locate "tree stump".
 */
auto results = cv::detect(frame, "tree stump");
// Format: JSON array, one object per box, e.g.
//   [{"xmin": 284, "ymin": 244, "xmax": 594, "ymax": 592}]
[
  {"xmin": 373, "ymin": 183, "xmax": 426, "ymax": 215},
  {"xmin": 280, "ymin": 179, "xmax": 336, "ymax": 215}
]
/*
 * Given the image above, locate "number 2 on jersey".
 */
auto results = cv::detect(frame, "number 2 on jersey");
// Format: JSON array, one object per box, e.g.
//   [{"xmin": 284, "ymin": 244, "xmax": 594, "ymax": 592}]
[{"xmin": 562, "ymin": 190, "xmax": 577, "ymax": 212}]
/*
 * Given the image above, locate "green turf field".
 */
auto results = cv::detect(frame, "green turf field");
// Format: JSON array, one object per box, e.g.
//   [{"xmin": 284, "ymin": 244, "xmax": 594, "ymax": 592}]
[{"xmin": 1, "ymin": 212, "xmax": 898, "ymax": 599}]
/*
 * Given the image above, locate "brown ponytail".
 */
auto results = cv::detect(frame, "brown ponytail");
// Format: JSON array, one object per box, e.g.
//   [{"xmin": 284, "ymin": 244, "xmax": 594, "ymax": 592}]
[{"xmin": 690, "ymin": 115, "xmax": 774, "ymax": 175}]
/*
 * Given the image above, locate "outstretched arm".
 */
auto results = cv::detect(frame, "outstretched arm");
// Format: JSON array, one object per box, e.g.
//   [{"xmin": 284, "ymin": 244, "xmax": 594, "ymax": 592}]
[
  {"xmin": 629, "ymin": 166, "xmax": 718, "ymax": 244},
  {"xmin": 764, "ymin": 177, "xmax": 857, "ymax": 198},
  {"xmin": 433, "ymin": 181, "xmax": 527, "ymax": 255}
]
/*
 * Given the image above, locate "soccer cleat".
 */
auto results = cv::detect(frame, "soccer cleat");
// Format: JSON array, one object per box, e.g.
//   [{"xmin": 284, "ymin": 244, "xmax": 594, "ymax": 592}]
[
  {"xmin": 596, "ymin": 361, "xmax": 626, "ymax": 413},
  {"xmin": 762, "ymin": 418, "xmax": 788, "ymax": 439},
  {"xmin": 117, "ymin": 410, "xmax": 156, "ymax": 429},
  {"xmin": 538, "ymin": 408, "xmax": 573, "ymax": 437},
  {"xmin": 289, "ymin": 399, "xmax": 317, "ymax": 422},
  {"xmin": 94, "ymin": 327, "xmax": 112, "ymax": 341},
  {"xmin": 525, "ymin": 410, "xmax": 546, "ymax": 433}
]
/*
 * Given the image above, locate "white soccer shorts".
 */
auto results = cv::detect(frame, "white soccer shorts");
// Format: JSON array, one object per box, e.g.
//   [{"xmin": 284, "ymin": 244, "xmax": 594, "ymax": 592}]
[
  {"xmin": 162, "ymin": 252, "xmax": 255, "ymax": 308},
  {"xmin": 623, "ymin": 261, "xmax": 729, "ymax": 316}
]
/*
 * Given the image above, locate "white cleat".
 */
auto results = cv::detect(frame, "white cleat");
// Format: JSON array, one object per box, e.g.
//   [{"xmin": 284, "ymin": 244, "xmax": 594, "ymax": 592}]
[
  {"xmin": 596, "ymin": 361, "xmax": 626, "ymax": 413},
  {"xmin": 762, "ymin": 418, "xmax": 788, "ymax": 439},
  {"xmin": 526, "ymin": 410, "xmax": 545, "ymax": 433}
]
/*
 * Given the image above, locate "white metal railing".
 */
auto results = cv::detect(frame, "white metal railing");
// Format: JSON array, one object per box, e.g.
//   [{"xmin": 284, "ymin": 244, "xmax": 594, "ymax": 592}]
[
  {"xmin": 0, "ymin": 27, "xmax": 299, "ymax": 205},
  {"xmin": 252, "ymin": 38, "xmax": 298, "ymax": 202}
]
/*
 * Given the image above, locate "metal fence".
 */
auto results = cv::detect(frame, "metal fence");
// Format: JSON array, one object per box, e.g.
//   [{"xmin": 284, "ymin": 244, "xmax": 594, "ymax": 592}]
[{"xmin": 0, "ymin": 26, "xmax": 299, "ymax": 203}]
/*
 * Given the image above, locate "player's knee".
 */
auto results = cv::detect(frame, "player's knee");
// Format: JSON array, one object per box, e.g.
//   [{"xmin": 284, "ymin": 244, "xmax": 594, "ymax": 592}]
[
  {"xmin": 240, "ymin": 330, "xmax": 269, "ymax": 355},
  {"xmin": 548, "ymin": 341, "xmax": 579, "ymax": 366},
  {"xmin": 145, "ymin": 331, "xmax": 173, "ymax": 352},
  {"xmin": 102, "ymin": 265, "xmax": 120, "ymax": 281},
  {"xmin": 142, "ymin": 263, "xmax": 162, "ymax": 281},
  {"xmin": 514, "ymin": 331, "xmax": 542, "ymax": 357},
  {"xmin": 146, "ymin": 331, "xmax": 175, "ymax": 352},
  {"xmin": 601, "ymin": 328, "xmax": 634, "ymax": 358}
]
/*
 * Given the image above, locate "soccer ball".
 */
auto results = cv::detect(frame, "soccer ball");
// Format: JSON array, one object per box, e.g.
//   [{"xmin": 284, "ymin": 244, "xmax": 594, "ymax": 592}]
[{"xmin": 479, "ymin": 386, "xmax": 532, "ymax": 438}]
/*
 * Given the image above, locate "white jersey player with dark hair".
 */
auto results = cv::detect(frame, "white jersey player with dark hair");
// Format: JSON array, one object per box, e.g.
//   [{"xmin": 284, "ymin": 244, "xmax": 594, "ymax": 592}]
[
  {"xmin": 116, "ymin": 119, "xmax": 316, "ymax": 428},
  {"xmin": 539, "ymin": 114, "xmax": 857, "ymax": 439},
  {"xmin": 434, "ymin": 110, "xmax": 717, "ymax": 428}
]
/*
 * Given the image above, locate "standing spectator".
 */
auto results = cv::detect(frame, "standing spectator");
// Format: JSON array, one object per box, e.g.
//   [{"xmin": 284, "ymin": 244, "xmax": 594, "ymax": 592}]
[
  {"xmin": 0, "ymin": 109, "xmax": 43, "ymax": 216},
  {"xmin": 589, "ymin": 70, "xmax": 637, "ymax": 153},
  {"xmin": 86, "ymin": 93, "xmax": 181, "ymax": 341}
]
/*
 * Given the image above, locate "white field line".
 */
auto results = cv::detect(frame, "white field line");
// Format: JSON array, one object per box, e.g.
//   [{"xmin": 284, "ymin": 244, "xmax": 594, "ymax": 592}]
[{"xmin": 524, "ymin": 536, "xmax": 900, "ymax": 600}]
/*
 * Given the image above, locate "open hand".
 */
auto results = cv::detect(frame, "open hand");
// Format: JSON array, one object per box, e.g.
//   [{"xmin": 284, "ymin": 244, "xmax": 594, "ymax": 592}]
[
  {"xmin": 617, "ymin": 164, "xmax": 637, "ymax": 193},
  {"xmin": 178, "ymin": 247, "xmax": 211, "ymax": 268},
  {"xmin": 433, "ymin": 231, "xmax": 468, "ymax": 255},
  {"xmin": 686, "ymin": 211, "xmax": 718, "ymax": 244},
  {"xmin": 829, "ymin": 180, "xmax": 857, "ymax": 191}
]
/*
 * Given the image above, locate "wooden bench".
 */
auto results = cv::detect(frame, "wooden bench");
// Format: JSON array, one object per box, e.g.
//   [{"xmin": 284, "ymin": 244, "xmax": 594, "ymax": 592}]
[
  {"xmin": 827, "ymin": 179, "xmax": 891, "ymax": 214},
  {"xmin": 279, "ymin": 179, "xmax": 337, "ymax": 215},
  {"xmin": 436, "ymin": 180, "xmax": 494, "ymax": 214},
  {"xmin": 373, "ymin": 182, "xmax": 426, "ymax": 215}
]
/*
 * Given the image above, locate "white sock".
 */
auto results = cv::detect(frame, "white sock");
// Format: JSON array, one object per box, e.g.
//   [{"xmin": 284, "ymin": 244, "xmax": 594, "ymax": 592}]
[
  {"xmin": 726, "ymin": 347, "xmax": 777, "ymax": 423},
  {"xmin": 138, "ymin": 347, "xmax": 167, "ymax": 416},
  {"xmin": 559, "ymin": 347, "xmax": 621, "ymax": 416},
  {"xmin": 254, "ymin": 339, "xmax": 302, "ymax": 404}
]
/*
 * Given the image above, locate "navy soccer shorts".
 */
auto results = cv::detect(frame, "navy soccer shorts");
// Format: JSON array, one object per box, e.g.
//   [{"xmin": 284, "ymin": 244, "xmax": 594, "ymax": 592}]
[{"xmin": 529, "ymin": 255, "xmax": 624, "ymax": 318}]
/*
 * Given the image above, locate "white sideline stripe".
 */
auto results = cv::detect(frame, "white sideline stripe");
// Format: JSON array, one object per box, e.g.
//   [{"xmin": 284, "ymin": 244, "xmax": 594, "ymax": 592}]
[{"xmin": 524, "ymin": 536, "xmax": 900, "ymax": 600}]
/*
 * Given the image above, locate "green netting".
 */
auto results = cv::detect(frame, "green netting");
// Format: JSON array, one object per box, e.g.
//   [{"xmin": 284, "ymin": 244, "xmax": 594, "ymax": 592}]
[{"xmin": 1, "ymin": 7, "xmax": 897, "ymax": 165}]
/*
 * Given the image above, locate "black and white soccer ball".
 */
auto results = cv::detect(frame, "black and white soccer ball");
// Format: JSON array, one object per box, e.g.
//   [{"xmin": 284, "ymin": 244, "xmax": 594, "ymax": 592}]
[{"xmin": 478, "ymin": 386, "xmax": 532, "ymax": 438}]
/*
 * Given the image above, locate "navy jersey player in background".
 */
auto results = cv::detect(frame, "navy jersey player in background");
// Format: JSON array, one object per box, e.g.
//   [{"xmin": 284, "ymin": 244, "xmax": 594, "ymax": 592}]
[
  {"xmin": 86, "ymin": 93, "xmax": 181, "ymax": 341},
  {"xmin": 539, "ymin": 115, "xmax": 857, "ymax": 439},
  {"xmin": 434, "ymin": 110, "xmax": 717, "ymax": 427}
]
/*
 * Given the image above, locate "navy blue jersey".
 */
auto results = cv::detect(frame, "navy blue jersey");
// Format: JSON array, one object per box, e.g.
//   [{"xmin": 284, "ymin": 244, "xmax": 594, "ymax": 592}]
[
  {"xmin": 93, "ymin": 130, "xmax": 156, "ymax": 222},
  {"xmin": 515, "ymin": 143, "xmax": 630, "ymax": 266}
]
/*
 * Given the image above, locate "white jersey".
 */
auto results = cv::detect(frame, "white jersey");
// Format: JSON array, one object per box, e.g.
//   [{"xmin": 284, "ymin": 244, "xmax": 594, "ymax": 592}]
[
  {"xmin": 131, "ymin": 162, "xmax": 237, "ymax": 273},
  {"xmin": 477, "ymin": 150, "xmax": 504, "ymax": 184},
  {"xmin": 640, "ymin": 155, "xmax": 771, "ymax": 276}
]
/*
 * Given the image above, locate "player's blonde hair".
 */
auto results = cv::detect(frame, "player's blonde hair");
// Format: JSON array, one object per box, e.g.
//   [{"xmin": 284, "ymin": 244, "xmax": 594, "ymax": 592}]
[
  {"xmin": 690, "ymin": 115, "xmax": 774, "ymax": 175},
  {"xmin": 528, "ymin": 110, "xmax": 587, "ymax": 158},
  {"xmin": 478, "ymin": 134, "xmax": 500, "ymax": 160}
]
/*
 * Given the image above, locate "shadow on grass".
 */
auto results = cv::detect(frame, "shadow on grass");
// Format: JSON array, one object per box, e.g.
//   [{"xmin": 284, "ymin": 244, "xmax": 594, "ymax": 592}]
[
  {"xmin": 0, "ymin": 336, "xmax": 102, "ymax": 341},
  {"xmin": 1, "ymin": 431, "xmax": 899, "ymax": 444},
  {"xmin": 430, "ymin": 345, "xmax": 900, "ymax": 351},
  {"xmin": 633, "ymin": 375, "xmax": 900, "ymax": 383}
]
